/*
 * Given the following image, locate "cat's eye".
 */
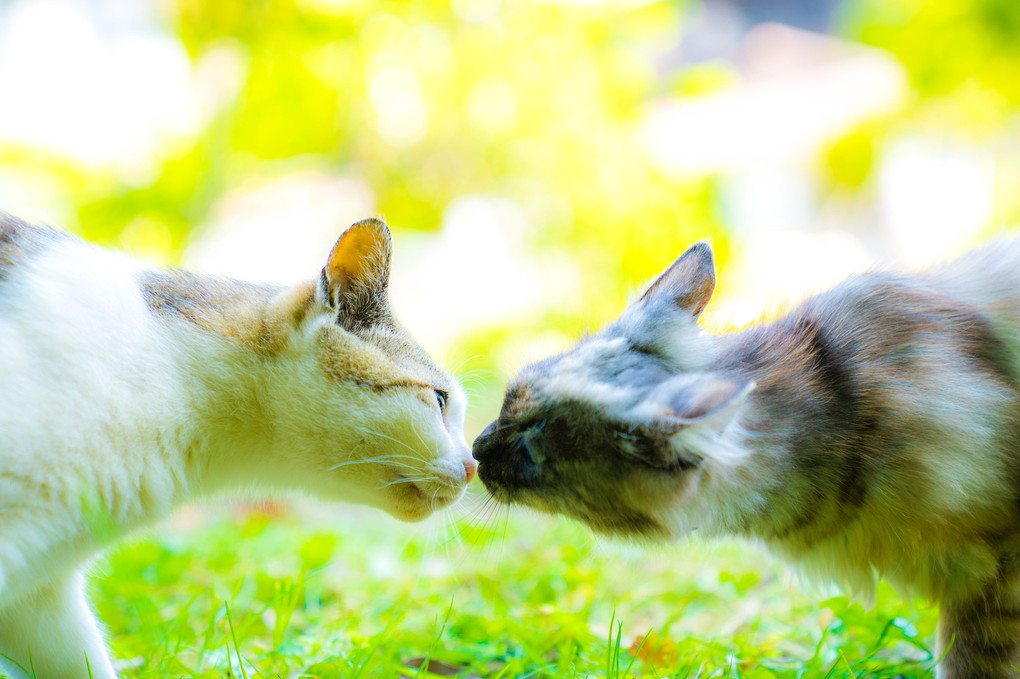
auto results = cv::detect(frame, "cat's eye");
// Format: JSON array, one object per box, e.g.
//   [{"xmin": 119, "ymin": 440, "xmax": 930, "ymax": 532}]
[
  {"xmin": 521, "ymin": 439, "xmax": 538, "ymax": 467},
  {"xmin": 434, "ymin": 389, "xmax": 448, "ymax": 412}
]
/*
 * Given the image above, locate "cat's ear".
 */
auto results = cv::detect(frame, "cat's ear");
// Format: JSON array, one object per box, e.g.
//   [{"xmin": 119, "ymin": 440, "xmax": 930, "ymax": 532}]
[
  {"xmin": 319, "ymin": 218, "xmax": 392, "ymax": 324},
  {"xmin": 638, "ymin": 374, "xmax": 754, "ymax": 437},
  {"xmin": 640, "ymin": 241, "xmax": 715, "ymax": 318}
]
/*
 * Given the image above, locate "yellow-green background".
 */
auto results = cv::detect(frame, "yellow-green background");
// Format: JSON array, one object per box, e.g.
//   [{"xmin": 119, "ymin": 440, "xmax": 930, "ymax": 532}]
[
  {"xmin": 6, "ymin": 0, "xmax": 1020, "ymax": 435},
  {"xmin": 3, "ymin": 0, "xmax": 1020, "ymax": 676}
]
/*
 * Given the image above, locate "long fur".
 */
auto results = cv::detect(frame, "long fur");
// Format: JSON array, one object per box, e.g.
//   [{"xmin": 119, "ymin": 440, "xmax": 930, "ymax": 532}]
[{"xmin": 474, "ymin": 238, "xmax": 1020, "ymax": 679}]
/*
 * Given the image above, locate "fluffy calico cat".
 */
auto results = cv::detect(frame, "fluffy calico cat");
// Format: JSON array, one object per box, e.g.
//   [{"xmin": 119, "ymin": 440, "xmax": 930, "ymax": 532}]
[
  {"xmin": 473, "ymin": 238, "xmax": 1020, "ymax": 679},
  {"xmin": 0, "ymin": 214, "xmax": 475, "ymax": 679}
]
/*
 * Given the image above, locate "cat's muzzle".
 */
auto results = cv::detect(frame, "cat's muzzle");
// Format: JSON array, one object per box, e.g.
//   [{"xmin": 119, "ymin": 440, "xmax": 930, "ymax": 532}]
[{"xmin": 471, "ymin": 420, "xmax": 538, "ymax": 501}]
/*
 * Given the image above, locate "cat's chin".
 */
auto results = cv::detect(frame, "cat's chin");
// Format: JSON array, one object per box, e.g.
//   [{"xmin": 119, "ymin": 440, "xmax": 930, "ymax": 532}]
[
  {"xmin": 385, "ymin": 504, "xmax": 434, "ymax": 522},
  {"xmin": 583, "ymin": 519, "xmax": 674, "ymax": 543},
  {"xmin": 384, "ymin": 481, "xmax": 464, "ymax": 522},
  {"xmin": 385, "ymin": 498, "xmax": 457, "ymax": 522},
  {"xmin": 484, "ymin": 487, "xmax": 673, "ymax": 541}
]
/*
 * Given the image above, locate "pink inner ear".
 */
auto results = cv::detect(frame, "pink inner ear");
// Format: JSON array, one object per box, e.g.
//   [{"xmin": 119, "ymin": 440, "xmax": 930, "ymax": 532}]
[
  {"xmin": 675, "ymin": 277, "xmax": 714, "ymax": 317},
  {"xmin": 324, "ymin": 219, "xmax": 392, "ymax": 297},
  {"xmin": 680, "ymin": 380, "xmax": 742, "ymax": 420},
  {"xmin": 663, "ymin": 377, "xmax": 756, "ymax": 425},
  {"xmin": 640, "ymin": 241, "xmax": 716, "ymax": 317}
]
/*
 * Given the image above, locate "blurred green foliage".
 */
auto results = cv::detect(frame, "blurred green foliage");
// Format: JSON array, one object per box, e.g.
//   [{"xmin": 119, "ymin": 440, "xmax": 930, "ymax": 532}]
[
  {"xmin": 66, "ymin": 0, "xmax": 720, "ymax": 291},
  {"xmin": 0, "ymin": 4, "xmax": 1013, "ymax": 675},
  {"xmin": 90, "ymin": 507, "xmax": 939, "ymax": 678},
  {"xmin": 849, "ymin": 0, "xmax": 1020, "ymax": 117},
  {"xmin": 7, "ymin": 0, "xmax": 1020, "ymax": 253},
  {"xmin": 4, "ymin": 0, "xmax": 1020, "ymax": 415}
]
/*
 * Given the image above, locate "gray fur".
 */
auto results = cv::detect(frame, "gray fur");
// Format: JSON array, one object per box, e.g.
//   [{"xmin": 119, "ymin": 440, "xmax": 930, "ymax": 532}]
[
  {"xmin": 0, "ymin": 213, "xmax": 67, "ymax": 284},
  {"xmin": 474, "ymin": 238, "xmax": 1020, "ymax": 679}
]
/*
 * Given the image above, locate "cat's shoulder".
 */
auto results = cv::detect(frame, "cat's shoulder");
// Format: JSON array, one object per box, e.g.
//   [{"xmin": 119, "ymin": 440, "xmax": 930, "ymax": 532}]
[{"xmin": 806, "ymin": 237, "xmax": 1020, "ymax": 318}]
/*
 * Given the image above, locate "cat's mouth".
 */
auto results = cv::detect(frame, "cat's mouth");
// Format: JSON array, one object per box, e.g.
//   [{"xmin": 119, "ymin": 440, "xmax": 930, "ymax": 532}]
[
  {"xmin": 387, "ymin": 471, "xmax": 463, "ymax": 521},
  {"xmin": 405, "ymin": 479, "xmax": 458, "ymax": 508}
]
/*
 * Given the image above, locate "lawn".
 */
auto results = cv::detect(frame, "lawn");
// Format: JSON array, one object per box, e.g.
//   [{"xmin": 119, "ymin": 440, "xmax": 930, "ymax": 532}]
[{"xmin": 72, "ymin": 491, "xmax": 939, "ymax": 679}]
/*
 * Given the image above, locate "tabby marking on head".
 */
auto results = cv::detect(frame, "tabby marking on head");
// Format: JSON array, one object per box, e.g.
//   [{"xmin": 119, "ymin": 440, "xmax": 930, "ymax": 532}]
[{"xmin": 0, "ymin": 213, "xmax": 475, "ymax": 679}]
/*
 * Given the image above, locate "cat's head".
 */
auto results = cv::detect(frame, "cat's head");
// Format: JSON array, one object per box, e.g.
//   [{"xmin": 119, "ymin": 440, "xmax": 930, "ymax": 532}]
[
  {"xmin": 472, "ymin": 242, "xmax": 755, "ymax": 539},
  {"xmin": 260, "ymin": 218, "xmax": 474, "ymax": 521}
]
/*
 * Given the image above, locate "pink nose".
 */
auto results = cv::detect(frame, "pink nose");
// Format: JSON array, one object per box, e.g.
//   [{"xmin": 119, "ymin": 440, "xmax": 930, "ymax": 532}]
[{"xmin": 464, "ymin": 458, "xmax": 478, "ymax": 484}]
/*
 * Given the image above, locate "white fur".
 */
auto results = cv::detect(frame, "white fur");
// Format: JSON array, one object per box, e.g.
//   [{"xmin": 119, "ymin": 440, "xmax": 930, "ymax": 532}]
[{"xmin": 0, "ymin": 238, "xmax": 472, "ymax": 678}]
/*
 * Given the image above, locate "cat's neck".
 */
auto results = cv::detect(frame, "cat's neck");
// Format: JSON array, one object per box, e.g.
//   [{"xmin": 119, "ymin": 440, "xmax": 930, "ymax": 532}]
[
  {"xmin": 709, "ymin": 310, "xmax": 906, "ymax": 557},
  {"xmin": 715, "ymin": 314, "xmax": 835, "ymax": 425},
  {"xmin": 141, "ymin": 272, "xmax": 316, "ymax": 499},
  {"xmin": 705, "ymin": 315, "xmax": 847, "ymax": 531}
]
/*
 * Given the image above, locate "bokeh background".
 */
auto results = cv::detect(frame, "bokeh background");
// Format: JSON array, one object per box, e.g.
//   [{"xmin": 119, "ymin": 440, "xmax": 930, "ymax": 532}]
[
  {"xmin": 3, "ymin": 0, "xmax": 1020, "ymax": 675},
  {"xmin": 5, "ymin": 0, "xmax": 1020, "ymax": 438}
]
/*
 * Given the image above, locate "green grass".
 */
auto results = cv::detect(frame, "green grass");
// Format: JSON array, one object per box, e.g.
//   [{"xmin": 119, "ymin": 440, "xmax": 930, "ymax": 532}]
[{"xmin": 71, "ymin": 492, "xmax": 939, "ymax": 678}]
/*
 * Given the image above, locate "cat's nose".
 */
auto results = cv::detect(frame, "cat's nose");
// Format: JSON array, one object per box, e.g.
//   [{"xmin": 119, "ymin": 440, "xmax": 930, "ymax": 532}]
[
  {"xmin": 464, "ymin": 458, "xmax": 477, "ymax": 484},
  {"xmin": 473, "ymin": 421, "xmax": 498, "ymax": 455}
]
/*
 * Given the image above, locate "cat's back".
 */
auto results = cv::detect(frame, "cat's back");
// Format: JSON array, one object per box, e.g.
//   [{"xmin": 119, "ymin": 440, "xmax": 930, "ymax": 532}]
[
  {"xmin": 0, "ymin": 215, "xmax": 181, "ymax": 450},
  {"xmin": 0, "ymin": 213, "xmax": 156, "ymax": 346},
  {"xmin": 792, "ymin": 239, "xmax": 1020, "ymax": 379},
  {"xmin": 740, "ymin": 240, "xmax": 1020, "ymax": 516},
  {"xmin": 931, "ymin": 237, "xmax": 1020, "ymax": 365},
  {"xmin": 0, "ymin": 218, "xmax": 203, "ymax": 602},
  {"xmin": 739, "ymin": 240, "xmax": 1020, "ymax": 595},
  {"xmin": 0, "ymin": 213, "xmax": 68, "ymax": 293}
]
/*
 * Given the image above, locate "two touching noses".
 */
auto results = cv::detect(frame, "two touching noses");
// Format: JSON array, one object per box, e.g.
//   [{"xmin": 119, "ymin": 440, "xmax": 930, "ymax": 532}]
[{"xmin": 464, "ymin": 458, "xmax": 477, "ymax": 484}]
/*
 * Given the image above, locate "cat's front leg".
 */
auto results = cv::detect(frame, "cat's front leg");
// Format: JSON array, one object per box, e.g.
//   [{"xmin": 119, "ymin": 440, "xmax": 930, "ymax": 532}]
[
  {"xmin": 936, "ymin": 566, "xmax": 1020, "ymax": 679},
  {"xmin": 0, "ymin": 572, "xmax": 116, "ymax": 679}
]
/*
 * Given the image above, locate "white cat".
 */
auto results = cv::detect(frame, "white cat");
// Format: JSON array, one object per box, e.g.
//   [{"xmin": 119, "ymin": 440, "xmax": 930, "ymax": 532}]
[{"xmin": 0, "ymin": 214, "xmax": 475, "ymax": 679}]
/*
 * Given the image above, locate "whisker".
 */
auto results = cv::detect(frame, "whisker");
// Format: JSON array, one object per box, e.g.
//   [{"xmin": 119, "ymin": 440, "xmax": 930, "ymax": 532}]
[
  {"xmin": 408, "ymin": 419, "xmax": 431, "ymax": 453},
  {"xmin": 459, "ymin": 492, "xmax": 503, "ymax": 545},
  {"xmin": 327, "ymin": 454, "xmax": 425, "ymax": 471},
  {"xmin": 377, "ymin": 476, "xmax": 431, "ymax": 490},
  {"xmin": 345, "ymin": 422, "xmax": 428, "ymax": 458},
  {"xmin": 329, "ymin": 453, "xmax": 421, "ymax": 467},
  {"xmin": 498, "ymin": 503, "xmax": 512, "ymax": 554},
  {"xmin": 447, "ymin": 352, "xmax": 484, "ymax": 378}
]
